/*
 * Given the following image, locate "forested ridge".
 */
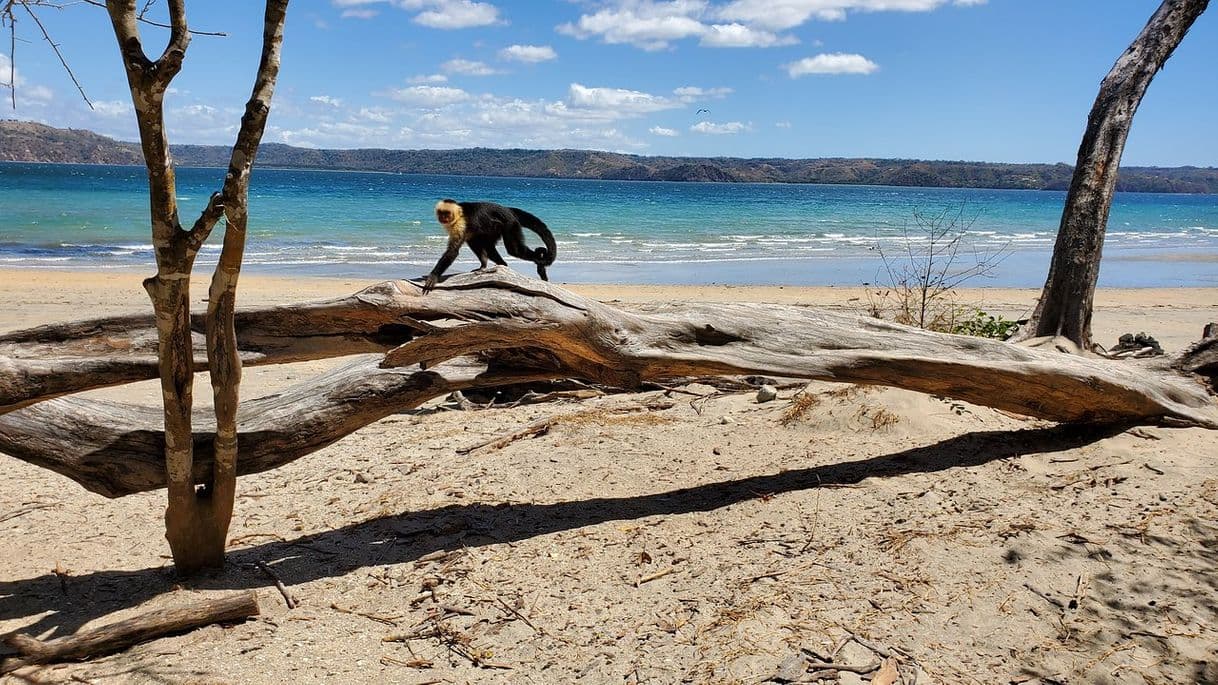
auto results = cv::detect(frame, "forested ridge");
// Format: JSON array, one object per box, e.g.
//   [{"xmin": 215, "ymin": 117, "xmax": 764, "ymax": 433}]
[{"xmin": 4, "ymin": 120, "xmax": 1216, "ymax": 193}]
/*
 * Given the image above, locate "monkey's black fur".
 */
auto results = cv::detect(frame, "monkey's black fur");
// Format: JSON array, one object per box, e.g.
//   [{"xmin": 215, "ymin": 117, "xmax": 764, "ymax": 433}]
[{"xmin": 425, "ymin": 199, "xmax": 557, "ymax": 294}]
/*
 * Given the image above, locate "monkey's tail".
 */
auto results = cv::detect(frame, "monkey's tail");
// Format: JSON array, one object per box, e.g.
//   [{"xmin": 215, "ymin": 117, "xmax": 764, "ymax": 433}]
[{"xmin": 510, "ymin": 207, "xmax": 557, "ymax": 267}]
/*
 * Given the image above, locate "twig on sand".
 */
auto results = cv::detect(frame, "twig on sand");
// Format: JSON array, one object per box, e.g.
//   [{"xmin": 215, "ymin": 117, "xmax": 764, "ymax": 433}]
[
  {"xmin": 254, "ymin": 561, "xmax": 298, "ymax": 609},
  {"xmin": 636, "ymin": 567, "xmax": 676, "ymax": 586},
  {"xmin": 803, "ymin": 659, "xmax": 882, "ymax": 674},
  {"xmin": 330, "ymin": 602, "xmax": 401, "ymax": 626},
  {"xmin": 457, "ymin": 405, "xmax": 656, "ymax": 455},
  {"xmin": 456, "ymin": 415, "xmax": 560, "ymax": 455},
  {"xmin": 1023, "ymin": 582, "xmax": 1066, "ymax": 611},
  {"xmin": 0, "ymin": 503, "xmax": 56, "ymax": 523}
]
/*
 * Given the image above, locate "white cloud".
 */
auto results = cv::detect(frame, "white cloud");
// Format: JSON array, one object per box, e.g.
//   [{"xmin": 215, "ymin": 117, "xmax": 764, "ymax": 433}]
[
  {"xmin": 310, "ymin": 95, "xmax": 344, "ymax": 107},
  {"xmin": 673, "ymin": 86, "xmax": 732, "ymax": 102},
  {"xmin": 357, "ymin": 107, "xmax": 394, "ymax": 122},
  {"xmin": 384, "ymin": 85, "xmax": 471, "ymax": 106},
  {"xmin": 690, "ymin": 120, "xmax": 750, "ymax": 134},
  {"xmin": 499, "ymin": 44, "xmax": 558, "ymax": 63},
  {"xmin": 566, "ymin": 83, "xmax": 682, "ymax": 115},
  {"xmin": 650, "ymin": 126, "xmax": 679, "ymax": 137},
  {"xmin": 332, "ymin": 0, "xmax": 382, "ymax": 16},
  {"xmin": 717, "ymin": 0, "xmax": 971, "ymax": 30},
  {"xmin": 700, "ymin": 23, "xmax": 797, "ymax": 47},
  {"xmin": 442, "ymin": 58, "xmax": 500, "ymax": 76},
  {"xmin": 399, "ymin": 0, "xmax": 503, "ymax": 29},
  {"xmin": 557, "ymin": 1, "xmax": 709, "ymax": 51},
  {"xmin": 562, "ymin": 0, "xmax": 983, "ymax": 49},
  {"xmin": 775, "ymin": 120, "xmax": 792, "ymax": 128},
  {"xmin": 0, "ymin": 54, "xmax": 54, "ymax": 106},
  {"xmin": 92, "ymin": 100, "xmax": 135, "ymax": 118},
  {"xmin": 409, "ymin": 74, "xmax": 449, "ymax": 84},
  {"xmin": 785, "ymin": 52, "xmax": 879, "ymax": 76}
]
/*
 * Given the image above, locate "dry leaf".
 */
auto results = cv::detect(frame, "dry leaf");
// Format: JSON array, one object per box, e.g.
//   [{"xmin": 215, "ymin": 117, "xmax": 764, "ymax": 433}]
[{"xmin": 871, "ymin": 657, "xmax": 899, "ymax": 685}]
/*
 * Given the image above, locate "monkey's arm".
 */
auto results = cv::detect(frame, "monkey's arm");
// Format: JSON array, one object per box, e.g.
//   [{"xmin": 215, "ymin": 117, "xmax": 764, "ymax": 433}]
[{"xmin": 423, "ymin": 237, "xmax": 463, "ymax": 295}]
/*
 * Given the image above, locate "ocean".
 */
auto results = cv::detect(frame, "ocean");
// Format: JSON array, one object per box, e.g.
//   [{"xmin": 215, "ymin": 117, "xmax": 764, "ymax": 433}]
[{"xmin": 3, "ymin": 162, "xmax": 1218, "ymax": 287}]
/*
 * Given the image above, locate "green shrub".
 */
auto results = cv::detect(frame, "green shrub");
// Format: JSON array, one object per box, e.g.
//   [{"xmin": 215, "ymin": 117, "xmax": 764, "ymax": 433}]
[{"xmin": 951, "ymin": 309, "xmax": 1020, "ymax": 340}]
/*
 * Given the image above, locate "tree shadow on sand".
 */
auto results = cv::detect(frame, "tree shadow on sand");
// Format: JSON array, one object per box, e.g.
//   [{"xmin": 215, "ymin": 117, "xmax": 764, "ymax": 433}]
[{"xmin": 2, "ymin": 423, "xmax": 1130, "ymax": 646}]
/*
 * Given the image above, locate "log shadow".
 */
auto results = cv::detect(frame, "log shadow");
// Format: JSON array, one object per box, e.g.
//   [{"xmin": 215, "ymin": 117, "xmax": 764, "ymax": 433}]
[{"xmin": 1, "ymin": 423, "xmax": 1127, "ymax": 646}]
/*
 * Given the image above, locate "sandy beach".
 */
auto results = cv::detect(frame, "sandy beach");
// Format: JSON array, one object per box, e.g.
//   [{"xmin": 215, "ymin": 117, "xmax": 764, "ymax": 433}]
[{"xmin": 2, "ymin": 268, "xmax": 1217, "ymax": 684}]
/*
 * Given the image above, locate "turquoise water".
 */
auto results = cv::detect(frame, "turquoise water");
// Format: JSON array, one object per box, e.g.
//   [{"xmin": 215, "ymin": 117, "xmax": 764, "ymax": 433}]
[{"xmin": 3, "ymin": 162, "xmax": 1218, "ymax": 286}]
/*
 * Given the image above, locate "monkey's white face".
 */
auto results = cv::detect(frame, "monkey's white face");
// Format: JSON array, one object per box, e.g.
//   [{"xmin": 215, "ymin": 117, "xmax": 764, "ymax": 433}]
[{"xmin": 434, "ymin": 200, "xmax": 465, "ymax": 238}]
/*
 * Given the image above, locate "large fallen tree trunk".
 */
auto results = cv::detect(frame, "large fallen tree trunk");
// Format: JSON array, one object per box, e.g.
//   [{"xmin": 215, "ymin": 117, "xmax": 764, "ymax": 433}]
[
  {"xmin": 0, "ymin": 270, "xmax": 1215, "ymax": 498},
  {"xmin": 0, "ymin": 356, "xmax": 559, "ymax": 498}
]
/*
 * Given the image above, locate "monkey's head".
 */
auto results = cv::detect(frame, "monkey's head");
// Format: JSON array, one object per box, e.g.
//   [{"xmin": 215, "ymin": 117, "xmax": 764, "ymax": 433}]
[
  {"xmin": 434, "ymin": 199, "xmax": 460, "ymax": 226},
  {"xmin": 434, "ymin": 199, "xmax": 465, "ymax": 239}
]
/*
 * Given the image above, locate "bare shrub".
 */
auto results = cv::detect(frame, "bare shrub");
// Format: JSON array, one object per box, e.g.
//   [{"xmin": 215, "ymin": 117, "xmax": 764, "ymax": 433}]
[{"xmin": 867, "ymin": 205, "xmax": 1010, "ymax": 335}]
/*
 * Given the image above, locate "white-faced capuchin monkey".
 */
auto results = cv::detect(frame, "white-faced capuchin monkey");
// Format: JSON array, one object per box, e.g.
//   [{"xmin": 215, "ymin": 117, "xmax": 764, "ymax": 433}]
[{"xmin": 424, "ymin": 199, "xmax": 557, "ymax": 294}]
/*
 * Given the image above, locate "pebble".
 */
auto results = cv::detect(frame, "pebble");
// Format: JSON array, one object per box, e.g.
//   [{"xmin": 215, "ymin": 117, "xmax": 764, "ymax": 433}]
[{"xmin": 756, "ymin": 385, "xmax": 778, "ymax": 403}]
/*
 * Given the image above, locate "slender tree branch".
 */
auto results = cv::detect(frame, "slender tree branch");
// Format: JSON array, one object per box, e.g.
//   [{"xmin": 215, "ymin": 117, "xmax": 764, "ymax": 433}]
[
  {"xmin": 5, "ymin": 4, "xmax": 15, "ymax": 109},
  {"xmin": 19, "ymin": 1, "xmax": 90, "ymax": 106},
  {"xmin": 82, "ymin": 0, "xmax": 225, "ymax": 35},
  {"xmin": 147, "ymin": 0, "xmax": 187, "ymax": 88},
  {"xmin": 186, "ymin": 192, "xmax": 224, "ymax": 256}
]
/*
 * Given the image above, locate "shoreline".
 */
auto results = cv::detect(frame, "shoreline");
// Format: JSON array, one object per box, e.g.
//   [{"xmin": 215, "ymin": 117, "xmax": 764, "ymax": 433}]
[{"xmin": 4, "ymin": 245, "xmax": 1218, "ymax": 289}]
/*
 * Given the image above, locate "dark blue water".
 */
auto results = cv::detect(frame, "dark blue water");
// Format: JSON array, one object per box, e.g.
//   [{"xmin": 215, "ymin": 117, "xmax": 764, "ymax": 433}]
[{"xmin": 3, "ymin": 162, "xmax": 1217, "ymax": 286}]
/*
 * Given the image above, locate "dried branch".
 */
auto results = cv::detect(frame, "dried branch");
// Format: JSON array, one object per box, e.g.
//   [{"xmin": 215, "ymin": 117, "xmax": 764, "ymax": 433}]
[
  {"xmin": 18, "ymin": 1, "xmax": 90, "ymax": 106},
  {"xmin": 2, "ymin": 591, "xmax": 258, "ymax": 670},
  {"xmin": 80, "ymin": 0, "xmax": 226, "ymax": 35}
]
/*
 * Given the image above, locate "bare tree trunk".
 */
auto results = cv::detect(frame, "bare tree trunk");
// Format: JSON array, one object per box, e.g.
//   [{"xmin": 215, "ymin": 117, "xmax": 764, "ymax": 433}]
[
  {"xmin": 106, "ymin": 0, "xmax": 208, "ymax": 573},
  {"xmin": 199, "ymin": 0, "xmax": 288, "ymax": 572},
  {"xmin": 1024, "ymin": 0, "xmax": 1208, "ymax": 348},
  {"xmin": 104, "ymin": 0, "xmax": 289, "ymax": 573}
]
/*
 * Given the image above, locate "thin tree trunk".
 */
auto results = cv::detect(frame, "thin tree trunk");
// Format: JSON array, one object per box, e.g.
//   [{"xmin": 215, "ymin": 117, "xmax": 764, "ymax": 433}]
[
  {"xmin": 106, "ymin": 0, "xmax": 210, "ymax": 573},
  {"xmin": 1024, "ymin": 0, "xmax": 1208, "ymax": 348},
  {"xmin": 104, "ymin": 0, "xmax": 289, "ymax": 573},
  {"xmin": 198, "ymin": 0, "xmax": 288, "ymax": 571}
]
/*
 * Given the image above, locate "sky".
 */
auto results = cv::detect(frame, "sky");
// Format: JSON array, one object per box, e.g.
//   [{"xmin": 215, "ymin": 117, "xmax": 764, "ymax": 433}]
[{"xmin": 2, "ymin": 0, "xmax": 1216, "ymax": 166}]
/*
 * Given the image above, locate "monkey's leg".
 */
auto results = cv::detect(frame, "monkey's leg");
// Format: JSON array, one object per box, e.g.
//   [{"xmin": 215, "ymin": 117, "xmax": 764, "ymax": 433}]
[
  {"xmin": 503, "ymin": 224, "xmax": 547, "ymax": 277},
  {"xmin": 468, "ymin": 238, "xmax": 507, "ymax": 272}
]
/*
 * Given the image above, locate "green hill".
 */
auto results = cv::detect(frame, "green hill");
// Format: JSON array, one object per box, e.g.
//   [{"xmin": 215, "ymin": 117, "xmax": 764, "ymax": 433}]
[{"xmin": 3, "ymin": 120, "xmax": 1216, "ymax": 193}]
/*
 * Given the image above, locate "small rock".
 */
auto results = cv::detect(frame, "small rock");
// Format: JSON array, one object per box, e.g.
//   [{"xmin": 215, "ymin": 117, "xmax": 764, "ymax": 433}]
[
  {"xmin": 770, "ymin": 652, "xmax": 806, "ymax": 682},
  {"xmin": 756, "ymin": 385, "xmax": 778, "ymax": 403},
  {"xmin": 354, "ymin": 472, "xmax": 371, "ymax": 484},
  {"xmin": 838, "ymin": 673, "xmax": 866, "ymax": 685},
  {"xmin": 719, "ymin": 416, "xmax": 733, "ymax": 425},
  {"xmin": 712, "ymin": 447, "xmax": 722, "ymax": 456}
]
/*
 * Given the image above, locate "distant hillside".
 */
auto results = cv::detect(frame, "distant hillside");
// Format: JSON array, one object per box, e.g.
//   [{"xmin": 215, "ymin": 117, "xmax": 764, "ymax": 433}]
[{"xmin": 4, "ymin": 120, "xmax": 1217, "ymax": 193}]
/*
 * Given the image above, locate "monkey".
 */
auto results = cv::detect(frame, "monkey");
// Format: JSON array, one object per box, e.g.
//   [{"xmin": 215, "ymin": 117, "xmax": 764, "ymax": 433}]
[{"xmin": 423, "ymin": 199, "xmax": 557, "ymax": 294}]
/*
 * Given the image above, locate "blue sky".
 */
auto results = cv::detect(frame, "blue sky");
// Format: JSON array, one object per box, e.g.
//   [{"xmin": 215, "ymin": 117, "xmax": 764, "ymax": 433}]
[{"xmin": 3, "ymin": 1, "xmax": 1215, "ymax": 165}]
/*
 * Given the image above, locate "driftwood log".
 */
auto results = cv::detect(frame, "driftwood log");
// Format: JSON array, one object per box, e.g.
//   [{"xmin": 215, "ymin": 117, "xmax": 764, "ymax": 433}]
[
  {"xmin": 1, "ymin": 270, "xmax": 1215, "ymax": 500},
  {"xmin": 1, "ymin": 590, "xmax": 259, "ymax": 672}
]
